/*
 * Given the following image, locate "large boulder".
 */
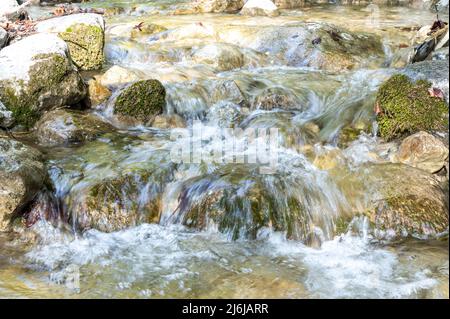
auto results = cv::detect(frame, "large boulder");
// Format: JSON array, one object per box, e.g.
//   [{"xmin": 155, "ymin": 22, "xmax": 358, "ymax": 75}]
[
  {"xmin": 394, "ymin": 131, "xmax": 449, "ymax": 173},
  {"xmin": 113, "ymin": 80, "xmax": 166, "ymax": 126},
  {"xmin": 0, "ymin": 137, "xmax": 49, "ymax": 232},
  {"xmin": 36, "ymin": 13, "xmax": 105, "ymax": 71},
  {"xmin": 376, "ymin": 74, "xmax": 448, "ymax": 141},
  {"xmin": 240, "ymin": 0, "xmax": 280, "ymax": 17},
  {"xmin": 193, "ymin": 0, "xmax": 245, "ymax": 13},
  {"xmin": 0, "ymin": 33, "xmax": 87, "ymax": 129},
  {"xmin": 34, "ymin": 109, "xmax": 115, "ymax": 146}
]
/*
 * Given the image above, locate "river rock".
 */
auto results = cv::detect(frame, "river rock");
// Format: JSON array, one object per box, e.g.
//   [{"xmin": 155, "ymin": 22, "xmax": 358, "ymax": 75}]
[
  {"xmin": 130, "ymin": 23, "xmax": 167, "ymax": 39},
  {"xmin": 252, "ymin": 86, "xmax": 300, "ymax": 111},
  {"xmin": 34, "ymin": 109, "xmax": 115, "ymax": 146},
  {"xmin": 191, "ymin": 43, "xmax": 244, "ymax": 72},
  {"xmin": 0, "ymin": 27, "xmax": 8, "ymax": 49},
  {"xmin": 36, "ymin": 13, "xmax": 105, "ymax": 71},
  {"xmin": 208, "ymin": 79, "xmax": 246, "ymax": 106},
  {"xmin": 206, "ymin": 101, "xmax": 244, "ymax": 128},
  {"xmin": 0, "ymin": 33, "xmax": 87, "ymax": 129},
  {"xmin": 361, "ymin": 164, "xmax": 449, "ymax": 239},
  {"xmin": 0, "ymin": 137, "xmax": 49, "ymax": 232},
  {"xmin": 113, "ymin": 80, "xmax": 166, "ymax": 125},
  {"xmin": 0, "ymin": 101, "xmax": 14, "ymax": 128},
  {"xmin": 87, "ymin": 78, "xmax": 111, "ymax": 107},
  {"xmin": 56, "ymin": 144, "xmax": 177, "ymax": 233},
  {"xmin": 98, "ymin": 65, "xmax": 144, "ymax": 88},
  {"xmin": 394, "ymin": 131, "xmax": 449, "ymax": 173},
  {"xmin": 218, "ymin": 23, "xmax": 384, "ymax": 72},
  {"xmin": 193, "ymin": 0, "xmax": 244, "ymax": 13},
  {"xmin": 240, "ymin": 0, "xmax": 280, "ymax": 17}
]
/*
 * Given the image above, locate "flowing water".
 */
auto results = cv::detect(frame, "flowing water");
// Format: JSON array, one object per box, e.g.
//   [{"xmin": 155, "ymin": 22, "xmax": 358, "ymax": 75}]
[{"xmin": 1, "ymin": 1, "xmax": 449, "ymax": 298}]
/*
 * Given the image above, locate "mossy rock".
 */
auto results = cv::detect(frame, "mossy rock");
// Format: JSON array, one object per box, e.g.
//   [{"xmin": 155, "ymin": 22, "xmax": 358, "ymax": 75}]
[
  {"xmin": 173, "ymin": 164, "xmax": 332, "ymax": 241},
  {"xmin": 70, "ymin": 164, "xmax": 176, "ymax": 232},
  {"xmin": 347, "ymin": 163, "xmax": 448, "ymax": 238},
  {"xmin": 0, "ymin": 52, "xmax": 87, "ymax": 129},
  {"xmin": 59, "ymin": 23, "xmax": 105, "ymax": 71},
  {"xmin": 376, "ymin": 74, "xmax": 448, "ymax": 141},
  {"xmin": 114, "ymin": 80, "xmax": 166, "ymax": 124}
]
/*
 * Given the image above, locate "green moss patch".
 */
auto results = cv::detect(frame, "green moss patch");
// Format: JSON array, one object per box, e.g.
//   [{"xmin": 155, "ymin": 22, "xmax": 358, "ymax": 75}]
[
  {"xmin": 114, "ymin": 80, "xmax": 166, "ymax": 124},
  {"xmin": 0, "ymin": 54, "xmax": 75, "ymax": 129},
  {"xmin": 59, "ymin": 23, "xmax": 104, "ymax": 71},
  {"xmin": 376, "ymin": 74, "xmax": 448, "ymax": 141}
]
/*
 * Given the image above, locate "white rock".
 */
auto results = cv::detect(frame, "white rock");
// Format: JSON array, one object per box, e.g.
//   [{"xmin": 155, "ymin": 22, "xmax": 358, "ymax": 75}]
[
  {"xmin": 36, "ymin": 13, "xmax": 105, "ymax": 33},
  {"xmin": 0, "ymin": 33, "xmax": 68, "ymax": 84},
  {"xmin": 0, "ymin": 0, "xmax": 18, "ymax": 17},
  {"xmin": 395, "ymin": 131, "xmax": 449, "ymax": 173},
  {"xmin": 241, "ymin": 0, "xmax": 279, "ymax": 16}
]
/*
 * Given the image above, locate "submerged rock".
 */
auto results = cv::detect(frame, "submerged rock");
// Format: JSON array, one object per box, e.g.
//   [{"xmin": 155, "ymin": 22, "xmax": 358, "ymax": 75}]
[
  {"xmin": 50, "ymin": 140, "xmax": 178, "ymax": 233},
  {"xmin": 218, "ymin": 23, "xmax": 384, "ymax": 72},
  {"xmin": 130, "ymin": 23, "xmax": 167, "ymax": 39},
  {"xmin": 113, "ymin": 80, "xmax": 166, "ymax": 125},
  {"xmin": 0, "ymin": 33, "xmax": 87, "ymax": 129},
  {"xmin": 36, "ymin": 13, "xmax": 105, "ymax": 71},
  {"xmin": 34, "ymin": 109, "xmax": 115, "ymax": 146},
  {"xmin": 151, "ymin": 113, "xmax": 186, "ymax": 129},
  {"xmin": 208, "ymin": 79, "xmax": 247, "ymax": 106},
  {"xmin": 170, "ymin": 163, "xmax": 342, "ymax": 241},
  {"xmin": 240, "ymin": 0, "xmax": 280, "ymax": 17},
  {"xmin": 394, "ymin": 131, "xmax": 449, "ymax": 173},
  {"xmin": 0, "ymin": 137, "xmax": 49, "ymax": 232},
  {"xmin": 376, "ymin": 74, "xmax": 448, "ymax": 141},
  {"xmin": 206, "ymin": 101, "xmax": 245, "ymax": 128},
  {"xmin": 191, "ymin": 43, "xmax": 245, "ymax": 72},
  {"xmin": 252, "ymin": 86, "xmax": 300, "ymax": 111}
]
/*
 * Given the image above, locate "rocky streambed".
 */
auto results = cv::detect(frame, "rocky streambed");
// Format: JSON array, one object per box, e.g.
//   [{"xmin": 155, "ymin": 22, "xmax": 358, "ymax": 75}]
[{"xmin": 0, "ymin": 0, "xmax": 449, "ymax": 298}]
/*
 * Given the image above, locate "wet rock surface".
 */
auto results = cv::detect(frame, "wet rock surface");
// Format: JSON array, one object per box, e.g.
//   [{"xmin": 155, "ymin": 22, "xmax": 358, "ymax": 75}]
[
  {"xmin": 0, "ymin": 137, "xmax": 49, "ymax": 232},
  {"xmin": 0, "ymin": 33, "xmax": 87, "ymax": 129}
]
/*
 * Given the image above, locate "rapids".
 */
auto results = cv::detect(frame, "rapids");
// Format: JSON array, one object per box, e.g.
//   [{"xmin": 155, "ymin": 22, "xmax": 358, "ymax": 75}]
[{"xmin": 0, "ymin": 1, "xmax": 449, "ymax": 298}]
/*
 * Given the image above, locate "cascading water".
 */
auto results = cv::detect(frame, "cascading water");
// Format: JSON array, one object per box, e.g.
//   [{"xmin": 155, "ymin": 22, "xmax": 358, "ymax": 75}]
[{"xmin": 0, "ymin": 1, "xmax": 448, "ymax": 298}]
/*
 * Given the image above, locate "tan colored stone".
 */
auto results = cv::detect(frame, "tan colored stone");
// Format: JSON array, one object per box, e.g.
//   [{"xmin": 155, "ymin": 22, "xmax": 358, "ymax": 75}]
[{"xmin": 395, "ymin": 131, "xmax": 449, "ymax": 173}]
